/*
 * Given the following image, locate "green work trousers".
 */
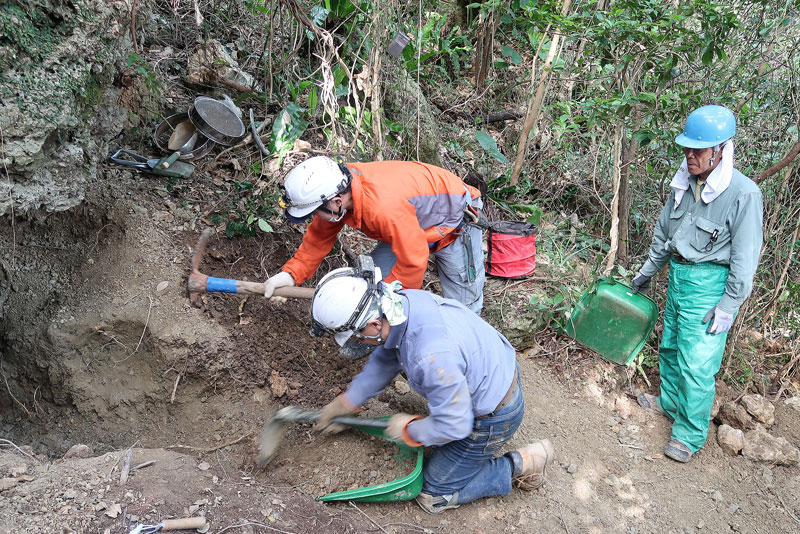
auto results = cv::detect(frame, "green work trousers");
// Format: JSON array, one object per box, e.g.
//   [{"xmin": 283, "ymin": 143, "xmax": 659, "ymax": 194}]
[{"xmin": 658, "ymin": 260, "xmax": 731, "ymax": 453}]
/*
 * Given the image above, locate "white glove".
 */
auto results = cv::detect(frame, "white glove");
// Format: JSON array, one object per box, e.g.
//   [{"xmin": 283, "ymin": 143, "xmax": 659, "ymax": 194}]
[
  {"xmin": 264, "ymin": 271, "xmax": 295, "ymax": 298},
  {"xmin": 703, "ymin": 306, "xmax": 734, "ymax": 335}
]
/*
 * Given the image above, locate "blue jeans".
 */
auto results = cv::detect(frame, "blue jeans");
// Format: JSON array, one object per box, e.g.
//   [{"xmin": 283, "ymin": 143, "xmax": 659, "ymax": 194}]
[
  {"xmin": 420, "ymin": 370, "xmax": 524, "ymax": 507},
  {"xmin": 370, "ymin": 224, "xmax": 485, "ymax": 313}
]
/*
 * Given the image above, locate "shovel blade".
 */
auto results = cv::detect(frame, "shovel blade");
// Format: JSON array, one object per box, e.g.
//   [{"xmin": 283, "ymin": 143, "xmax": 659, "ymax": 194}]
[{"xmin": 257, "ymin": 415, "xmax": 288, "ymax": 466}]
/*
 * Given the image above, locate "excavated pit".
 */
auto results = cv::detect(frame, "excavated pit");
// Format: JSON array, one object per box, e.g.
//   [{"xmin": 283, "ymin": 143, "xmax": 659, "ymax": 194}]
[{"xmin": 0, "ymin": 197, "xmax": 369, "ymax": 459}]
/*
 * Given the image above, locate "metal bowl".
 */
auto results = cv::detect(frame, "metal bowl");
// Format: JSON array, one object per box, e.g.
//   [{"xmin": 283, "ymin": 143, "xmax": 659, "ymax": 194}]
[
  {"xmin": 153, "ymin": 112, "xmax": 215, "ymax": 161},
  {"xmin": 188, "ymin": 96, "xmax": 247, "ymax": 146}
]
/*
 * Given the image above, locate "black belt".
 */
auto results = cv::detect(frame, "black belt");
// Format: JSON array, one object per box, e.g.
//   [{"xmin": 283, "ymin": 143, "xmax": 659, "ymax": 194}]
[{"xmin": 476, "ymin": 368, "xmax": 519, "ymax": 420}]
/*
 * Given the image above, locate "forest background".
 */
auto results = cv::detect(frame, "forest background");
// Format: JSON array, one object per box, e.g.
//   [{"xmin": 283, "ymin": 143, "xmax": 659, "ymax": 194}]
[{"xmin": 162, "ymin": 0, "xmax": 800, "ymax": 390}]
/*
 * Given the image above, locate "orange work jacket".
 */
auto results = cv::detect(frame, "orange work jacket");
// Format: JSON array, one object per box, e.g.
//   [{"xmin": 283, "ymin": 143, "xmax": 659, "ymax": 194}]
[{"xmin": 282, "ymin": 161, "xmax": 481, "ymax": 289}]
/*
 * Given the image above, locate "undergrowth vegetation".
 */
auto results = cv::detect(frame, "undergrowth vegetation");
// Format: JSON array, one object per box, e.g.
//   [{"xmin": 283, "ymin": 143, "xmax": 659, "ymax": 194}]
[{"xmin": 128, "ymin": 0, "xmax": 798, "ymax": 392}]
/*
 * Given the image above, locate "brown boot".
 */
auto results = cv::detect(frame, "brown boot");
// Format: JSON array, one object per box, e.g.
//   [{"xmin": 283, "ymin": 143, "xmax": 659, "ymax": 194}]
[{"xmin": 512, "ymin": 439, "xmax": 555, "ymax": 491}]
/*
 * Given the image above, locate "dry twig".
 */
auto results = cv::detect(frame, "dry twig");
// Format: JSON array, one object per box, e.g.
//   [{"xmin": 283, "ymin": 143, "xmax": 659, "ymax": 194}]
[
  {"xmin": 348, "ymin": 502, "xmax": 388, "ymax": 533},
  {"xmin": 0, "ymin": 438, "xmax": 41, "ymax": 462},
  {"xmin": 168, "ymin": 432, "xmax": 253, "ymax": 453},
  {"xmin": 0, "ymin": 359, "xmax": 32, "ymax": 417}
]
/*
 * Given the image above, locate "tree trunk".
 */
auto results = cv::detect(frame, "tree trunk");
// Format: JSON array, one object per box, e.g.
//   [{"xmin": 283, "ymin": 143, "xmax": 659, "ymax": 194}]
[
  {"xmin": 757, "ymin": 138, "xmax": 800, "ymax": 183},
  {"xmin": 510, "ymin": 0, "xmax": 573, "ymax": 187},
  {"xmin": 618, "ymin": 107, "xmax": 642, "ymax": 263},
  {"xmin": 604, "ymin": 122, "xmax": 623, "ymax": 275}
]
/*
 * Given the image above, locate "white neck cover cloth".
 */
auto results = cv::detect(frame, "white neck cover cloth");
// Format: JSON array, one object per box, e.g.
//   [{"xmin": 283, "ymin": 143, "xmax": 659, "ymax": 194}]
[{"xmin": 669, "ymin": 140, "xmax": 734, "ymax": 209}]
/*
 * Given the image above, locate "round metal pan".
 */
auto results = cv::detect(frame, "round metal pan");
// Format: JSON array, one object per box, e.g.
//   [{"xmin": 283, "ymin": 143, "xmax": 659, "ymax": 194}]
[
  {"xmin": 153, "ymin": 112, "xmax": 215, "ymax": 161},
  {"xmin": 188, "ymin": 96, "xmax": 247, "ymax": 146}
]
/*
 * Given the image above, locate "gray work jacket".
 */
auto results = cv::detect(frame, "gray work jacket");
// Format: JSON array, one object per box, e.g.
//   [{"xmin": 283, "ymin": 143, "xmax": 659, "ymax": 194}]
[{"xmin": 640, "ymin": 168, "xmax": 763, "ymax": 314}]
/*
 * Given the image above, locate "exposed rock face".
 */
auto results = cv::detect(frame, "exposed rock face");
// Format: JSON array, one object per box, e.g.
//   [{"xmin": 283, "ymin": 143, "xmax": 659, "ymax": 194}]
[
  {"xmin": 740, "ymin": 394, "xmax": 775, "ymax": 427},
  {"xmin": 742, "ymin": 426, "xmax": 800, "ymax": 466},
  {"xmin": 717, "ymin": 424, "xmax": 744, "ymax": 456},
  {"xmin": 186, "ymin": 39, "xmax": 258, "ymax": 90},
  {"xmin": 0, "ymin": 0, "xmax": 130, "ymax": 216}
]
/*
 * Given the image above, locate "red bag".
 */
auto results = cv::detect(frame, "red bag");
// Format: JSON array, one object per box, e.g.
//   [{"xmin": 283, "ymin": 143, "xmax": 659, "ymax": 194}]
[{"xmin": 485, "ymin": 221, "xmax": 537, "ymax": 278}]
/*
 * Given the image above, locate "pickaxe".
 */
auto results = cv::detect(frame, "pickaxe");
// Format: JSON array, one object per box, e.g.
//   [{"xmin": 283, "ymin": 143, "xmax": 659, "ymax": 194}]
[{"xmin": 187, "ymin": 229, "xmax": 314, "ymax": 303}]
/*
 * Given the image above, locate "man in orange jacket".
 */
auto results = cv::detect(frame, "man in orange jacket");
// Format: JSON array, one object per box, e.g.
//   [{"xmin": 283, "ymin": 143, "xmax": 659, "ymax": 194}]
[{"xmin": 264, "ymin": 156, "xmax": 485, "ymax": 314}]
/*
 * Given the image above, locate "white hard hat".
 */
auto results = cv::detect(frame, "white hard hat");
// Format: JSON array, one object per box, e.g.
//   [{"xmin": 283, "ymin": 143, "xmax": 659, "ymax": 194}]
[
  {"xmin": 279, "ymin": 156, "xmax": 350, "ymax": 223},
  {"xmin": 311, "ymin": 268, "xmax": 381, "ymax": 346}
]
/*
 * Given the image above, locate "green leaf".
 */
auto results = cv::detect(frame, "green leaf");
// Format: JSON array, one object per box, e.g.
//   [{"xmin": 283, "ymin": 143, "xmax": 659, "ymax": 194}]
[
  {"xmin": 257, "ymin": 218, "xmax": 273, "ymax": 233},
  {"xmin": 268, "ymin": 103, "xmax": 309, "ymax": 164},
  {"xmin": 501, "ymin": 45, "xmax": 523, "ymax": 65},
  {"xmin": 310, "ymin": 6, "xmax": 330, "ymax": 27},
  {"xmin": 475, "ymin": 130, "xmax": 498, "ymax": 151},
  {"xmin": 308, "ymin": 86, "xmax": 318, "ymax": 115}
]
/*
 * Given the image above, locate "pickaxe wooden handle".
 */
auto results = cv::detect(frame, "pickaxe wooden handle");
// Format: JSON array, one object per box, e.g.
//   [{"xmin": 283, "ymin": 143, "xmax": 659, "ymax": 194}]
[{"xmin": 188, "ymin": 229, "xmax": 314, "ymax": 299}]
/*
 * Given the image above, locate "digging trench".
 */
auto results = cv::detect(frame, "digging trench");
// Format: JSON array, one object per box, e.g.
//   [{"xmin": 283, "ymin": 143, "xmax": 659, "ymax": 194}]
[{"xmin": 0, "ymin": 194, "xmax": 371, "ymax": 462}]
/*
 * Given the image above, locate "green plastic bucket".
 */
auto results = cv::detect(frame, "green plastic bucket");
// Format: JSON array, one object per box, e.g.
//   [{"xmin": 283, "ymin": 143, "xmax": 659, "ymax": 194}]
[
  {"xmin": 564, "ymin": 276, "xmax": 658, "ymax": 366},
  {"xmin": 316, "ymin": 419, "xmax": 424, "ymax": 503}
]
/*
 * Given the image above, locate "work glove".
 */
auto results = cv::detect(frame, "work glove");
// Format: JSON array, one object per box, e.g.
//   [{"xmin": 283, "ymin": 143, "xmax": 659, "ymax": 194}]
[
  {"xmin": 314, "ymin": 395, "xmax": 358, "ymax": 434},
  {"xmin": 263, "ymin": 271, "xmax": 294, "ymax": 298},
  {"xmin": 703, "ymin": 306, "xmax": 734, "ymax": 335},
  {"xmin": 630, "ymin": 272, "xmax": 652, "ymax": 295},
  {"xmin": 385, "ymin": 413, "xmax": 423, "ymax": 447}
]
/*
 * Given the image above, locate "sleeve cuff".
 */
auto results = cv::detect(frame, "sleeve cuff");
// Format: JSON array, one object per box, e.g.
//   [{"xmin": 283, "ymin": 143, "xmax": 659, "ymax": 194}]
[
  {"xmin": 401, "ymin": 416, "xmax": 424, "ymax": 447},
  {"xmin": 716, "ymin": 295, "xmax": 739, "ymax": 316},
  {"xmin": 339, "ymin": 393, "xmax": 360, "ymax": 413}
]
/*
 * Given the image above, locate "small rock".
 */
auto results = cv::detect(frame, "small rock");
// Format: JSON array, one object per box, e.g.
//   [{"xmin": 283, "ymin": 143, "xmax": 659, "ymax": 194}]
[
  {"xmin": 394, "ymin": 380, "xmax": 411, "ymax": 395},
  {"xmin": 63, "ymin": 444, "xmax": 92, "ymax": 459},
  {"xmin": 197, "ymin": 462, "xmax": 212, "ymax": 471},
  {"xmin": 742, "ymin": 427, "xmax": 800, "ymax": 465},
  {"xmin": 740, "ymin": 394, "xmax": 775, "ymax": 426},
  {"xmin": 697, "ymin": 519, "xmax": 705, "ymax": 529},
  {"xmin": 717, "ymin": 424, "xmax": 745, "ymax": 456},
  {"xmin": 0, "ymin": 478, "xmax": 18, "ymax": 491},
  {"xmin": 104, "ymin": 503, "xmax": 122, "ymax": 518},
  {"xmin": 369, "ymin": 471, "xmax": 378, "ymax": 478},
  {"xmin": 728, "ymin": 504, "xmax": 739, "ymax": 514},
  {"xmin": 761, "ymin": 466, "xmax": 774, "ymax": 487},
  {"xmin": 715, "ymin": 402, "xmax": 755, "ymax": 430},
  {"xmin": 269, "ymin": 370, "xmax": 287, "ymax": 398},
  {"xmin": 495, "ymin": 512, "xmax": 505, "ymax": 520},
  {"xmin": 63, "ymin": 489, "xmax": 78, "ymax": 500},
  {"xmin": 712, "ymin": 490, "xmax": 723, "ymax": 502},
  {"xmin": 615, "ymin": 397, "xmax": 634, "ymax": 419},
  {"xmin": 784, "ymin": 397, "xmax": 800, "ymax": 412},
  {"xmin": 9, "ymin": 465, "xmax": 27, "ymax": 477},
  {"xmin": 567, "ymin": 464, "xmax": 578, "ymax": 474}
]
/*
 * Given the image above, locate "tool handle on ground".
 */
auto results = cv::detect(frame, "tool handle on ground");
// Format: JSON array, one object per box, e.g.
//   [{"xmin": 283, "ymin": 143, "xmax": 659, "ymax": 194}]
[
  {"xmin": 109, "ymin": 149, "xmax": 149, "ymax": 167},
  {"xmin": 161, "ymin": 151, "xmax": 181, "ymax": 169},
  {"xmin": 160, "ymin": 517, "xmax": 207, "ymax": 530},
  {"xmin": 187, "ymin": 273, "xmax": 314, "ymax": 299}
]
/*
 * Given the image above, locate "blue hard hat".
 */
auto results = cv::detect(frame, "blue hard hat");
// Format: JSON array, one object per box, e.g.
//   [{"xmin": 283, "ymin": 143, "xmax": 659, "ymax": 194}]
[{"xmin": 675, "ymin": 105, "xmax": 736, "ymax": 149}]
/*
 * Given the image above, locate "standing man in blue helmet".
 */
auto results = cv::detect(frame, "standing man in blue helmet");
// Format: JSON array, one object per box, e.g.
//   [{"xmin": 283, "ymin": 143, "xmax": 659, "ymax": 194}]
[{"xmin": 630, "ymin": 105, "xmax": 763, "ymax": 463}]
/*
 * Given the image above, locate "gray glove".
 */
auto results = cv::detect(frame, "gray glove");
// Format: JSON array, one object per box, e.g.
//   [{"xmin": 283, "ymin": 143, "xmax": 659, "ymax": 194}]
[
  {"xmin": 703, "ymin": 306, "xmax": 734, "ymax": 335},
  {"xmin": 630, "ymin": 272, "xmax": 652, "ymax": 295}
]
